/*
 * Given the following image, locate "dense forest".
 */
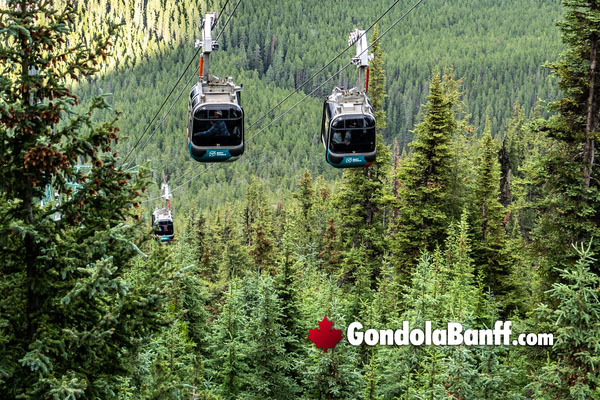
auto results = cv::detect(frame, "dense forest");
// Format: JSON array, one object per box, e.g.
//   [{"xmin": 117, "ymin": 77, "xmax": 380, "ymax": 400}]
[{"xmin": 2, "ymin": 0, "xmax": 600, "ymax": 399}]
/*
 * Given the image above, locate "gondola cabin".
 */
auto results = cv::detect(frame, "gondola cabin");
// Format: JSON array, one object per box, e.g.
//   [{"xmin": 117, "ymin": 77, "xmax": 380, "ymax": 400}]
[
  {"xmin": 187, "ymin": 78, "xmax": 244, "ymax": 162},
  {"xmin": 187, "ymin": 12, "xmax": 244, "ymax": 162},
  {"xmin": 321, "ymin": 89, "xmax": 376, "ymax": 168},
  {"xmin": 152, "ymin": 210, "xmax": 174, "ymax": 243}
]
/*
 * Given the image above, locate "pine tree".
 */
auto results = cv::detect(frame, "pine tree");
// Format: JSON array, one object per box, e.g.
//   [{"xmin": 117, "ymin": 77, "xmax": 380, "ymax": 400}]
[
  {"xmin": 207, "ymin": 282, "xmax": 249, "ymax": 400},
  {"xmin": 243, "ymin": 275, "xmax": 299, "ymax": 399},
  {"xmin": 0, "ymin": 2, "xmax": 162, "ymax": 398},
  {"xmin": 250, "ymin": 221, "xmax": 277, "ymax": 274},
  {"xmin": 378, "ymin": 254, "xmax": 443, "ymax": 399},
  {"xmin": 317, "ymin": 218, "xmax": 342, "ymax": 275},
  {"xmin": 274, "ymin": 227, "xmax": 306, "ymax": 391},
  {"xmin": 498, "ymin": 102, "xmax": 527, "ymax": 207},
  {"xmin": 293, "ymin": 169, "xmax": 315, "ymax": 230},
  {"xmin": 125, "ymin": 250, "xmax": 200, "ymax": 400},
  {"xmin": 363, "ymin": 356, "xmax": 383, "ymax": 400},
  {"xmin": 369, "ymin": 24, "xmax": 386, "ymax": 136},
  {"xmin": 184, "ymin": 209, "xmax": 207, "ymax": 269},
  {"xmin": 303, "ymin": 304, "xmax": 364, "ymax": 400}
]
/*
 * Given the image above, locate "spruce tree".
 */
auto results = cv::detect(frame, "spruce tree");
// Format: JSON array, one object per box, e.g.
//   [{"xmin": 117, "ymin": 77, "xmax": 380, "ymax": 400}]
[
  {"xmin": 0, "ymin": 2, "xmax": 162, "ymax": 398},
  {"xmin": 303, "ymin": 306, "xmax": 363, "ymax": 400},
  {"xmin": 369, "ymin": 24, "xmax": 386, "ymax": 136},
  {"xmin": 529, "ymin": 242, "xmax": 600, "ymax": 399},
  {"xmin": 378, "ymin": 254, "xmax": 443, "ymax": 399},
  {"xmin": 498, "ymin": 102, "xmax": 527, "ymax": 207},
  {"xmin": 243, "ymin": 275, "xmax": 299, "ymax": 399},
  {"xmin": 317, "ymin": 218, "xmax": 342, "ymax": 275},
  {"xmin": 534, "ymin": 0, "xmax": 600, "ymax": 278},
  {"xmin": 294, "ymin": 169, "xmax": 314, "ymax": 222},
  {"xmin": 393, "ymin": 73, "xmax": 460, "ymax": 275},
  {"xmin": 207, "ymin": 282, "xmax": 249, "ymax": 400},
  {"xmin": 470, "ymin": 120, "xmax": 511, "ymax": 300},
  {"xmin": 274, "ymin": 236, "xmax": 306, "ymax": 392}
]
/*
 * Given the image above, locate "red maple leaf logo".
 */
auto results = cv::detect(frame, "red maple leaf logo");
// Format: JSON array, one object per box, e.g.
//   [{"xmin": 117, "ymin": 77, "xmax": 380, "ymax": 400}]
[{"xmin": 308, "ymin": 316, "xmax": 342, "ymax": 352}]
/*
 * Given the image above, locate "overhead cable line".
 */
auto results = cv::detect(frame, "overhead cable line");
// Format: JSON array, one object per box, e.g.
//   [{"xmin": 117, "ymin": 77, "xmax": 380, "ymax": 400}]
[
  {"xmin": 145, "ymin": 63, "xmax": 354, "ymax": 200},
  {"xmin": 246, "ymin": 0, "xmax": 406, "ymax": 132},
  {"xmin": 128, "ymin": 69, "xmax": 198, "ymax": 169},
  {"xmin": 144, "ymin": 0, "xmax": 426, "ymax": 202},
  {"xmin": 147, "ymin": 62, "xmax": 353, "ymax": 201}
]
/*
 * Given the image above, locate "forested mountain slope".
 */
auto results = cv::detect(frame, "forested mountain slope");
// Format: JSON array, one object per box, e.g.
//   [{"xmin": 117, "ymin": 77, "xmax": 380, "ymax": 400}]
[
  {"xmin": 72, "ymin": 0, "xmax": 563, "ymax": 213},
  {"xmin": 4, "ymin": 1, "xmax": 600, "ymax": 399}
]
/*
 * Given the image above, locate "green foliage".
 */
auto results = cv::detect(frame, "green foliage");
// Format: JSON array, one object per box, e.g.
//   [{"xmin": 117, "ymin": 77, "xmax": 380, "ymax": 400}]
[
  {"xmin": 207, "ymin": 282, "xmax": 249, "ymax": 399},
  {"xmin": 303, "ymin": 301, "xmax": 364, "ymax": 400},
  {"xmin": 530, "ymin": 0, "xmax": 600, "ymax": 282},
  {"xmin": 528, "ymin": 242, "xmax": 600, "ymax": 399},
  {"xmin": 393, "ymin": 73, "xmax": 462, "ymax": 274},
  {"xmin": 67, "ymin": 0, "xmax": 563, "ymax": 214},
  {"xmin": 369, "ymin": 24, "xmax": 386, "ymax": 136},
  {"xmin": 470, "ymin": 121, "xmax": 512, "ymax": 301},
  {"xmin": 3, "ymin": 0, "xmax": 599, "ymax": 398},
  {"xmin": 0, "ymin": 1, "xmax": 163, "ymax": 398}
]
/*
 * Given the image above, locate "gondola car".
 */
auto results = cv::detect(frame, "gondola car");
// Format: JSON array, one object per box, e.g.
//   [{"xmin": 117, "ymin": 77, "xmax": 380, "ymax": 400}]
[
  {"xmin": 152, "ymin": 210, "xmax": 174, "ymax": 243},
  {"xmin": 321, "ymin": 28, "xmax": 376, "ymax": 168},
  {"xmin": 152, "ymin": 181, "xmax": 174, "ymax": 243},
  {"xmin": 187, "ymin": 79, "xmax": 244, "ymax": 162},
  {"xmin": 321, "ymin": 90, "xmax": 376, "ymax": 167},
  {"xmin": 187, "ymin": 12, "xmax": 244, "ymax": 162}
]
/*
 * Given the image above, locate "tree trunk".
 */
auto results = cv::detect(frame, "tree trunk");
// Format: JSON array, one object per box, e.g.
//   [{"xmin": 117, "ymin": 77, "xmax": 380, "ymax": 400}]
[
  {"xmin": 20, "ymin": 0, "xmax": 39, "ymax": 341},
  {"xmin": 584, "ymin": 33, "xmax": 598, "ymax": 189}
]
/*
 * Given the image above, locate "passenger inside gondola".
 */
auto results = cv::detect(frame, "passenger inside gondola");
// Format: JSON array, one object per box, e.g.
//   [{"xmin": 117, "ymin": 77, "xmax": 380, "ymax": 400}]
[
  {"xmin": 194, "ymin": 111, "xmax": 230, "ymax": 138},
  {"xmin": 330, "ymin": 117, "xmax": 375, "ymax": 153},
  {"xmin": 191, "ymin": 107, "xmax": 243, "ymax": 147},
  {"xmin": 332, "ymin": 130, "xmax": 351, "ymax": 145},
  {"xmin": 156, "ymin": 221, "xmax": 174, "ymax": 236}
]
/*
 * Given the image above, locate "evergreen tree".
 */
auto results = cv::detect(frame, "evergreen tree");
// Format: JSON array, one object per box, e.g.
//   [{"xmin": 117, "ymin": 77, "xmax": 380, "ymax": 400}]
[
  {"xmin": 378, "ymin": 254, "xmax": 443, "ymax": 400},
  {"xmin": 529, "ymin": 242, "xmax": 600, "ymax": 399},
  {"xmin": 274, "ymin": 227, "xmax": 306, "ymax": 391},
  {"xmin": 363, "ymin": 356, "xmax": 383, "ymax": 400},
  {"xmin": 183, "ymin": 209, "xmax": 207, "ymax": 270},
  {"xmin": 498, "ymin": 102, "xmax": 527, "ymax": 207},
  {"xmin": 207, "ymin": 282, "xmax": 249, "ymax": 400},
  {"xmin": 533, "ymin": 0, "xmax": 600, "ymax": 279},
  {"xmin": 393, "ymin": 73, "xmax": 460, "ymax": 276},
  {"xmin": 303, "ymin": 305, "xmax": 363, "ymax": 400},
  {"xmin": 470, "ymin": 120, "xmax": 511, "ymax": 301},
  {"xmin": 250, "ymin": 221, "xmax": 277, "ymax": 273},
  {"xmin": 243, "ymin": 275, "xmax": 300, "ymax": 399},
  {"xmin": 293, "ymin": 169, "xmax": 315, "ymax": 227},
  {"xmin": 369, "ymin": 24, "xmax": 386, "ymax": 136},
  {"xmin": 0, "ymin": 2, "xmax": 162, "ymax": 398},
  {"xmin": 120, "ymin": 244, "xmax": 194, "ymax": 400},
  {"xmin": 317, "ymin": 218, "xmax": 342, "ymax": 275}
]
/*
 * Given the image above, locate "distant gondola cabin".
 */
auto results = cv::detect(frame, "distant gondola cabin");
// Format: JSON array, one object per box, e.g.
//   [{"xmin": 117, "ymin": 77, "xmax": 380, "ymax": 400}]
[{"xmin": 152, "ymin": 212, "xmax": 174, "ymax": 242}]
